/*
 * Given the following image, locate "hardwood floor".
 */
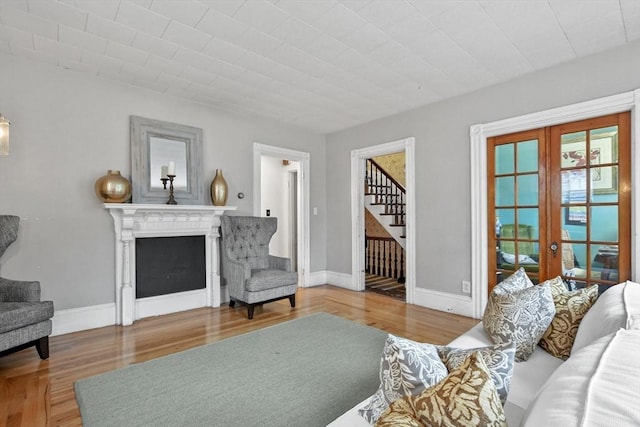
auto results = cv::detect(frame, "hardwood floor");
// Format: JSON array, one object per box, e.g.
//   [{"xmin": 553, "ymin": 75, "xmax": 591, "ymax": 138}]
[{"xmin": 0, "ymin": 285, "xmax": 479, "ymax": 427}]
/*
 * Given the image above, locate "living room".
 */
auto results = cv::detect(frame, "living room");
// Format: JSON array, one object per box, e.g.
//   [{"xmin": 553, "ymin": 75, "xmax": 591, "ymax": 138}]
[{"xmin": 1, "ymin": 1, "xmax": 640, "ymax": 425}]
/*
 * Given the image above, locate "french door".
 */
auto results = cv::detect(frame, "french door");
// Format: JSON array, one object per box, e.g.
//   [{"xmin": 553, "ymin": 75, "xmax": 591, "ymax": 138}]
[{"xmin": 488, "ymin": 112, "xmax": 631, "ymax": 293}]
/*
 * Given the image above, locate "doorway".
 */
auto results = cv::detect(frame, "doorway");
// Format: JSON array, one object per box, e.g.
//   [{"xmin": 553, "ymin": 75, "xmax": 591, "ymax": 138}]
[
  {"xmin": 351, "ymin": 137, "xmax": 415, "ymax": 303},
  {"xmin": 488, "ymin": 113, "xmax": 631, "ymax": 293},
  {"xmin": 471, "ymin": 89, "xmax": 640, "ymax": 319},
  {"xmin": 253, "ymin": 143, "xmax": 309, "ymax": 287}
]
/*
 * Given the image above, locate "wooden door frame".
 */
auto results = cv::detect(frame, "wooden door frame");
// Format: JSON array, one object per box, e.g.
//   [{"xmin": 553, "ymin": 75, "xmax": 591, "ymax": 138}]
[{"xmin": 470, "ymin": 89, "xmax": 640, "ymax": 319}]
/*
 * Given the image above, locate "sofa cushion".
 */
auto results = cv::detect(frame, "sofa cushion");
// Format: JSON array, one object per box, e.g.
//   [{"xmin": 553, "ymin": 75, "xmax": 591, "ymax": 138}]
[
  {"xmin": 538, "ymin": 277, "xmax": 598, "ymax": 360},
  {"xmin": 483, "ymin": 268, "xmax": 555, "ymax": 361},
  {"xmin": 0, "ymin": 301, "xmax": 54, "ymax": 334},
  {"xmin": 436, "ymin": 343, "xmax": 515, "ymax": 405},
  {"xmin": 522, "ymin": 328, "xmax": 640, "ymax": 427},
  {"xmin": 358, "ymin": 334, "xmax": 447, "ymax": 424},
  {"xmin": 376, "ymin": 352, "xmax": 507, "ymax": 427},
  {"xmin": 572, "ymin": 280, "xmax": 640, "ymax": 353}
]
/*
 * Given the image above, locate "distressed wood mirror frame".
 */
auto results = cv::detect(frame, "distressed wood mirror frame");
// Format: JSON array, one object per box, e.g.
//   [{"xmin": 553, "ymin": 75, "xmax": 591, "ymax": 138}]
[{"xmin": 130, "ymin": 116, "xmax": 204, "ymax": 205}]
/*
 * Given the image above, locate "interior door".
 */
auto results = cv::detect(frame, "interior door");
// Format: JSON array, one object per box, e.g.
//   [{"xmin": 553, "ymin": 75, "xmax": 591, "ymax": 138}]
[
  {"xmin": 488, "ymin": 112, "xmax": 631, "ymax": 293},
  {"xmin": 549, "ymin": 113, "xmax": 631, "ymax": 292},
  {"xmin": 488, "ymin": 128, "xmax": 548, "ymax": 291}
]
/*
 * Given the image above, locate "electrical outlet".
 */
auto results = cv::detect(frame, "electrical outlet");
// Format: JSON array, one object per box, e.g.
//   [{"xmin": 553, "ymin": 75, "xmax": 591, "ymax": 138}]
[{"xmin": 462, "ymin": 280, "xmax": 471, "ymax": 294}]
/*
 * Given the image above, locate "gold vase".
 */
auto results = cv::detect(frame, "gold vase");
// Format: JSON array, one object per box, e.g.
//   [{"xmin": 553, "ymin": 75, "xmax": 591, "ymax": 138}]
[
  {"xmin": 210, "ymin": 169, "xmax": 228, "ymax": 206},
  {"xmin": 95, "ymin": 170, "xmax": 131, "ymax": 203}
]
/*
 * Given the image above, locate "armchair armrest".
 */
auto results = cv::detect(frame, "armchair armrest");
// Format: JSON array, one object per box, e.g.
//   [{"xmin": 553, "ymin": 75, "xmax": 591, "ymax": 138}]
[
  {"xmin": 268, "ymin": 255, "xmax": 292, "ymax": 272},
  {"xmin": 0, "ymin": 277, "xmax": 41, "ymax": 302},
  {"xmin": 222, "ymin": 257, "xmax": 251, "ymax": 297}
]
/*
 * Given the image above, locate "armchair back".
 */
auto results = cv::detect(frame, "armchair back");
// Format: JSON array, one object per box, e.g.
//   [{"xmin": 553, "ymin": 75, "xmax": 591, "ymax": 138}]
[
  {"xmin": 220, "ymin": 216, "xmax": 277, "ymax": 270},
  {"xmin": 0, "ymin": 215, "xmax": 20, "ymax": 259}
]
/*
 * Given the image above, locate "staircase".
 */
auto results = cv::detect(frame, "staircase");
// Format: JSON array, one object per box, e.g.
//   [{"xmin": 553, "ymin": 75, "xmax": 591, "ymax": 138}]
[
  {"xmin": 365, "ymin": 158, "xmax": 406, "ymax": 247},
  {"xmin": 365, "ymin": 159, "xmax": 406, "ymax": 282}
]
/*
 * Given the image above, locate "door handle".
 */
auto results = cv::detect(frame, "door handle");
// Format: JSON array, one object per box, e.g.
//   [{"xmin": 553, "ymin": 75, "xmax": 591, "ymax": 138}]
[{"xmin": 550, "ymin": 241, "xmax": 558, "ymax": 258}]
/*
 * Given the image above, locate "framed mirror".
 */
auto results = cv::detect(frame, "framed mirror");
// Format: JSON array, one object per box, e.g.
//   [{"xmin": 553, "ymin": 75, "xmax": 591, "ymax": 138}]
[{"xmin": 130, "ymin": 116, "xmax": 204, "ymax": 204}]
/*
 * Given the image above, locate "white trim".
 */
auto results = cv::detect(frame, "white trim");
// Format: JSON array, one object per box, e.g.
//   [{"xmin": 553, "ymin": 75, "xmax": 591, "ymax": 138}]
[
  {"xmin": 326, "ymin": 271, "xmax": 354, "ymax": 290},
  {"xmin": 471, "ymin": 89, "xmax": 640, "ymax": 319},
  {"xmin": 350, "ymin": 137, "xmax": 416, "ymax": 303},
  {"xmin": 253, "ymin": 143, "xmax": 311, "ymax": 288},
  {"xmin": 413, "ymin": 288, "xmax": 474, "ymax": 318},
  {"xmin": 135, "ymin": 289, "xmax": 207, "ymax": 319},
  {"xmin": 51, "ymin": 303, "xmax": 116, "ymax": 336},
  {"xmin": 306, "ymin": 270, "xmax": 328, "ymax": 287}
]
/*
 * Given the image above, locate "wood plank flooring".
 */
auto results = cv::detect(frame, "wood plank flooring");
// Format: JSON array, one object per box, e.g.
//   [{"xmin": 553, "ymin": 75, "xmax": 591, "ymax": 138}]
[{"xmin": 0, "ymin": 285, "xmax": 478, "ymax": 427}]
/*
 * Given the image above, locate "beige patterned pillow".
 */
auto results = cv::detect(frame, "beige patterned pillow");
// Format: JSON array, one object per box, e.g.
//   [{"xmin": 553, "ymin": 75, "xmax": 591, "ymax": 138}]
[
  {"xmin": 483, "ymin": 268, "xmax": 556, "ymax": 361},
  {"xmin": 375, "ymin": 352, "xmax": 507, "ymax": 427},
  {"xmin": 539, "ymin": 278, "xmax": 598, "ymax": 360}
]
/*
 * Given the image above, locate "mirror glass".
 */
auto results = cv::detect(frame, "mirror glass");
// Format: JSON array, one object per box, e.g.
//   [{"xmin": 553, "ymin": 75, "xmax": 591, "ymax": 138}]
[
  {"xmin": 130, "ymin": 116, "xmax": 204, "ymax": 204},
  {"xmin": 149, "ymin": 137, "xmax": 188, "ymax": 189}
]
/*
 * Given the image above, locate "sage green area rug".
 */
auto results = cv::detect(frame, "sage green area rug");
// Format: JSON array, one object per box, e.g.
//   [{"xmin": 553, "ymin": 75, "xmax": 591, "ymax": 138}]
[{"xmin": 74, "ymin": 313, "xmax": 388, "ymax": 427}]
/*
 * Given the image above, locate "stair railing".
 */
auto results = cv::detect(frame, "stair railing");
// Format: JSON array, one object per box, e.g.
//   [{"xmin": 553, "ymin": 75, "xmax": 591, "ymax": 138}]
[
  {"xmin": 365, "ymin": 235, "xmax": 405, "ymax": 282},
  {"xmin": 365, "ymin": 158, "xmax": 405, "ymax": 228}
]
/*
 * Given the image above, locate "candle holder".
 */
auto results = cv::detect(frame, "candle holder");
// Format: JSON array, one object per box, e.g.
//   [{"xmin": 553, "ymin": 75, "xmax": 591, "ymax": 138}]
[{"xmin": 162, "ymin": 174, "xmax": 177, "ymax": 205}]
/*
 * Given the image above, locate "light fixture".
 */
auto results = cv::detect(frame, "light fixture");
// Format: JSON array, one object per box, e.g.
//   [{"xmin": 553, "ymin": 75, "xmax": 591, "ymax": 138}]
[{"xmin": 0, "ymin": 114, "xmax": 9, "ymax": 155}]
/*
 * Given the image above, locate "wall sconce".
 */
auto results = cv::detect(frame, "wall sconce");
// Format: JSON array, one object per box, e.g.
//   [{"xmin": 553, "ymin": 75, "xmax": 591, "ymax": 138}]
[{"xmin": 0, "ymin": 114, "xmax": 9, "ymax": 155}]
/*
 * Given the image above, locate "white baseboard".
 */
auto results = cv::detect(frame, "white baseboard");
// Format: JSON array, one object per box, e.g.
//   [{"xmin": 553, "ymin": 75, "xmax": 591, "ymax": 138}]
[
  {"xmin": 305, "ymin": 270, "xmax": 327, "ymax": 287},
  {"xmin": 325, "ymin": 271, "xmax": 356, "ymax": 290},
  {"xmin": 413, "ymin": 287, "xmax": 477, "ymax": 318},
  {"xmin": 52, "ymin": 303, "xmax": 116, "ymax": 336}
]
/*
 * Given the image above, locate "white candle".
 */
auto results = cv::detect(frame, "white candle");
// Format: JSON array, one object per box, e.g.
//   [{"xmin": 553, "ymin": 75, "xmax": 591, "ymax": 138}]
[
  {"xmin": 168, "ymin": 161, "xmax": 175, "ymax": 176},
  {"xmin": 161, "ymin": 165, "xmax": 168, "ymax": 179}
]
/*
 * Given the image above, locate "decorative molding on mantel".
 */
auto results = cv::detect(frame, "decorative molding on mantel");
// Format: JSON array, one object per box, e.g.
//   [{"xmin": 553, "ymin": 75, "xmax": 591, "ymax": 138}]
[{"xmin": 104, "ymin": 203, "xmax": 236, "ymax": 326}]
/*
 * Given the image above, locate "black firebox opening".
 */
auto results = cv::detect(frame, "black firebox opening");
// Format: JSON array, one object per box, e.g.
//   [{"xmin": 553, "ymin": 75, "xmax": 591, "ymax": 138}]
[{"xmin": 135, "ymin": 236, "xmax": 206, "ymax": 299}]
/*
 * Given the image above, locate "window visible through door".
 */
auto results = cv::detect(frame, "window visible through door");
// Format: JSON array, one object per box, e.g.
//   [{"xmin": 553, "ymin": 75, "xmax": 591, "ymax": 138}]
[{"xmin": 488, "ymin": 112, "xmax": 631, "ymax": 294}]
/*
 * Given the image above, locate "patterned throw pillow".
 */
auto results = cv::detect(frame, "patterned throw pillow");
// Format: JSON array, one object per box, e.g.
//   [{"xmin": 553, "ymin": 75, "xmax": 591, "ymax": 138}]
[
  {"xmin": 538, "ymin": 277, "xmax": 598, "ymax": 360},
  {"xmin": 437, "ymin": 343, "xmax": 515, "ymax": 404},
  {"xmin": 375, "ymin": 352, "xmax": 507, "ymax": 427},
  {"xmin": 358, "ymin": 334, "xmax": 448, "ymax": 424},
  {"xmin": 483, "ymin": 268, "xmax": 556, "ymax": 362}
]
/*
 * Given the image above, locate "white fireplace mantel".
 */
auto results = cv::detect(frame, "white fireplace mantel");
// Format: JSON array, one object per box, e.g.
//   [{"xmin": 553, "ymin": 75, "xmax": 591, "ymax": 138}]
[{"xmin": 104, "ymin": 203, "xmax": 236, "ymax": 325}]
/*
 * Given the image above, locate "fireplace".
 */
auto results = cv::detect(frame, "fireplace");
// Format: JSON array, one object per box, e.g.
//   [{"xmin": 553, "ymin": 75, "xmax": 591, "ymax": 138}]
[{"xmin": 105, "ymin": 204, "xmax": 236, "ymax": 325}]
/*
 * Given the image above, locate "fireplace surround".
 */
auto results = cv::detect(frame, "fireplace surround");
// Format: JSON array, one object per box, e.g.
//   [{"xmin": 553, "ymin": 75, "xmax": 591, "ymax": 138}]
[{"xmin": 104, "ymin": 203, "xmax": 236, "ymax": 325}]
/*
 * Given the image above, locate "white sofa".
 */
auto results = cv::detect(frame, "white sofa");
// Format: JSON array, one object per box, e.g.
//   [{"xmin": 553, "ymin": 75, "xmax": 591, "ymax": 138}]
[{"xmin": 329, "ymin": 280, "xmax": 640, "ymax": 426}]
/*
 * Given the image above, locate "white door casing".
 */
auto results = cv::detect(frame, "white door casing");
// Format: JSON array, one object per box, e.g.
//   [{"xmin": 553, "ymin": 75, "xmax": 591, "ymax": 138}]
[
  {"xmin": 351, "ymin": 137, "xmax": 416, "ymax": 303},
  {"xmin": 253, "ymin": 142, "xmax": 310, "ymax": 287}
]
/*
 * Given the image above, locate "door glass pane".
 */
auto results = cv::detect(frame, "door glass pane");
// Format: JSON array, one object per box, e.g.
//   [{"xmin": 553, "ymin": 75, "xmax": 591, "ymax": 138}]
[
  {"xmin": 495, "ymin": 177, "xmax": 515, "ymax": 206},
  {"xmin": 590, "ymin": 166, "xmax": 618, "ymax": 201},
  {"xmin": 517, "ymin": 140, "xmax": 538, "ymax": 172},
  {"xmin": 517, "ymin": 174, "xmax": 538, "ymax": 205},
  {"xmin": 563, "ymin": 209, "xmax": 588, "ymax": 241},
  {"xmin": 561, "ymin": 170, "xmax": 587, "ymax": 204},
  {"xmin": 591, "ymin": 244, "xmax": 619, "ymax": 283},
  {"xmin": 517, "ymin": 208, "xmax": 538, "ymax": 239},
  {"xmin": 517, "ymin": 241, "xmax": 539, "ymax": 258},
  {"xmin": 569, "ymin": 243, "xmax": 587, "ymax": 276},
  {"xmin": 495, "ymin": 144, "xmax": 514, "ymax": 174},
  {"xmin": 591, "ymin": 206, "xmax": 618, "ymax": 242},
  {"xmin": 561, "ymin": 131, "xmax": 587, "ymax": 168},
  {"xmin": 590, "ymin": 126, "xmax": 618, "ymax": 164}
]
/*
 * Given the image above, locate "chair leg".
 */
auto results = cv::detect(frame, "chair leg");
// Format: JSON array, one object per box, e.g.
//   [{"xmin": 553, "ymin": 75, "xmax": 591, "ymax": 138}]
[
  {"xmin": 289, "ymin": 295, "xmax": 296, "ymax": 308},
  {"xmin": 35, "ymin": 336, "xmax": 49, "ymax": 360},
  {"xmin": 229, "ymin": 299, "xmax": 236, "ymax": 308},
  {"xmin": 247, "ymin": 304, "xmax": 255, "ymax": 320}
]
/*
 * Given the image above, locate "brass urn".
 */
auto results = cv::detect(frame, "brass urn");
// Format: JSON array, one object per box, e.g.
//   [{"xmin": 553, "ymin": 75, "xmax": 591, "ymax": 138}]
[
  {"xmin": 95, "ymin": 170, "xmax": 131, "ymax": 203},
  {"xmin": 210, "ymin": 169, "xmax": 228, "ymax": 206}
]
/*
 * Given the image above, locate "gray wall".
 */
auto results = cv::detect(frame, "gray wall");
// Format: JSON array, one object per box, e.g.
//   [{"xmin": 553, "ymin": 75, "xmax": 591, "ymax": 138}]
[
  {"xmin": 326, "ymin": 40, "xmax": 640, "ymax": 295},
  {"xmin": 0, "ymin": 52, "xmax": 327, "ymax": 310}
]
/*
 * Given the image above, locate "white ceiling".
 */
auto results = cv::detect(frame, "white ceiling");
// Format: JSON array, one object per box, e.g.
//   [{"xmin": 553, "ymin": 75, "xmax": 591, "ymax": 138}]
[{"xmin": 0, "ymin": 0, "xmax": 639, "ymax": 134}]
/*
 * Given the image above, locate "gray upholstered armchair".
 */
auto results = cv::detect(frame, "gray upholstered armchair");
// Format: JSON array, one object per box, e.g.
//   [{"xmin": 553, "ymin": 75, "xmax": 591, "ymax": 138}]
[
  {"xmin": 220, "ymin": 216, "xmax": 297, "ymax": 319},
  {"xmin": 0, "ymin": 215, "xmax": 54, "ymax": 359}
]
